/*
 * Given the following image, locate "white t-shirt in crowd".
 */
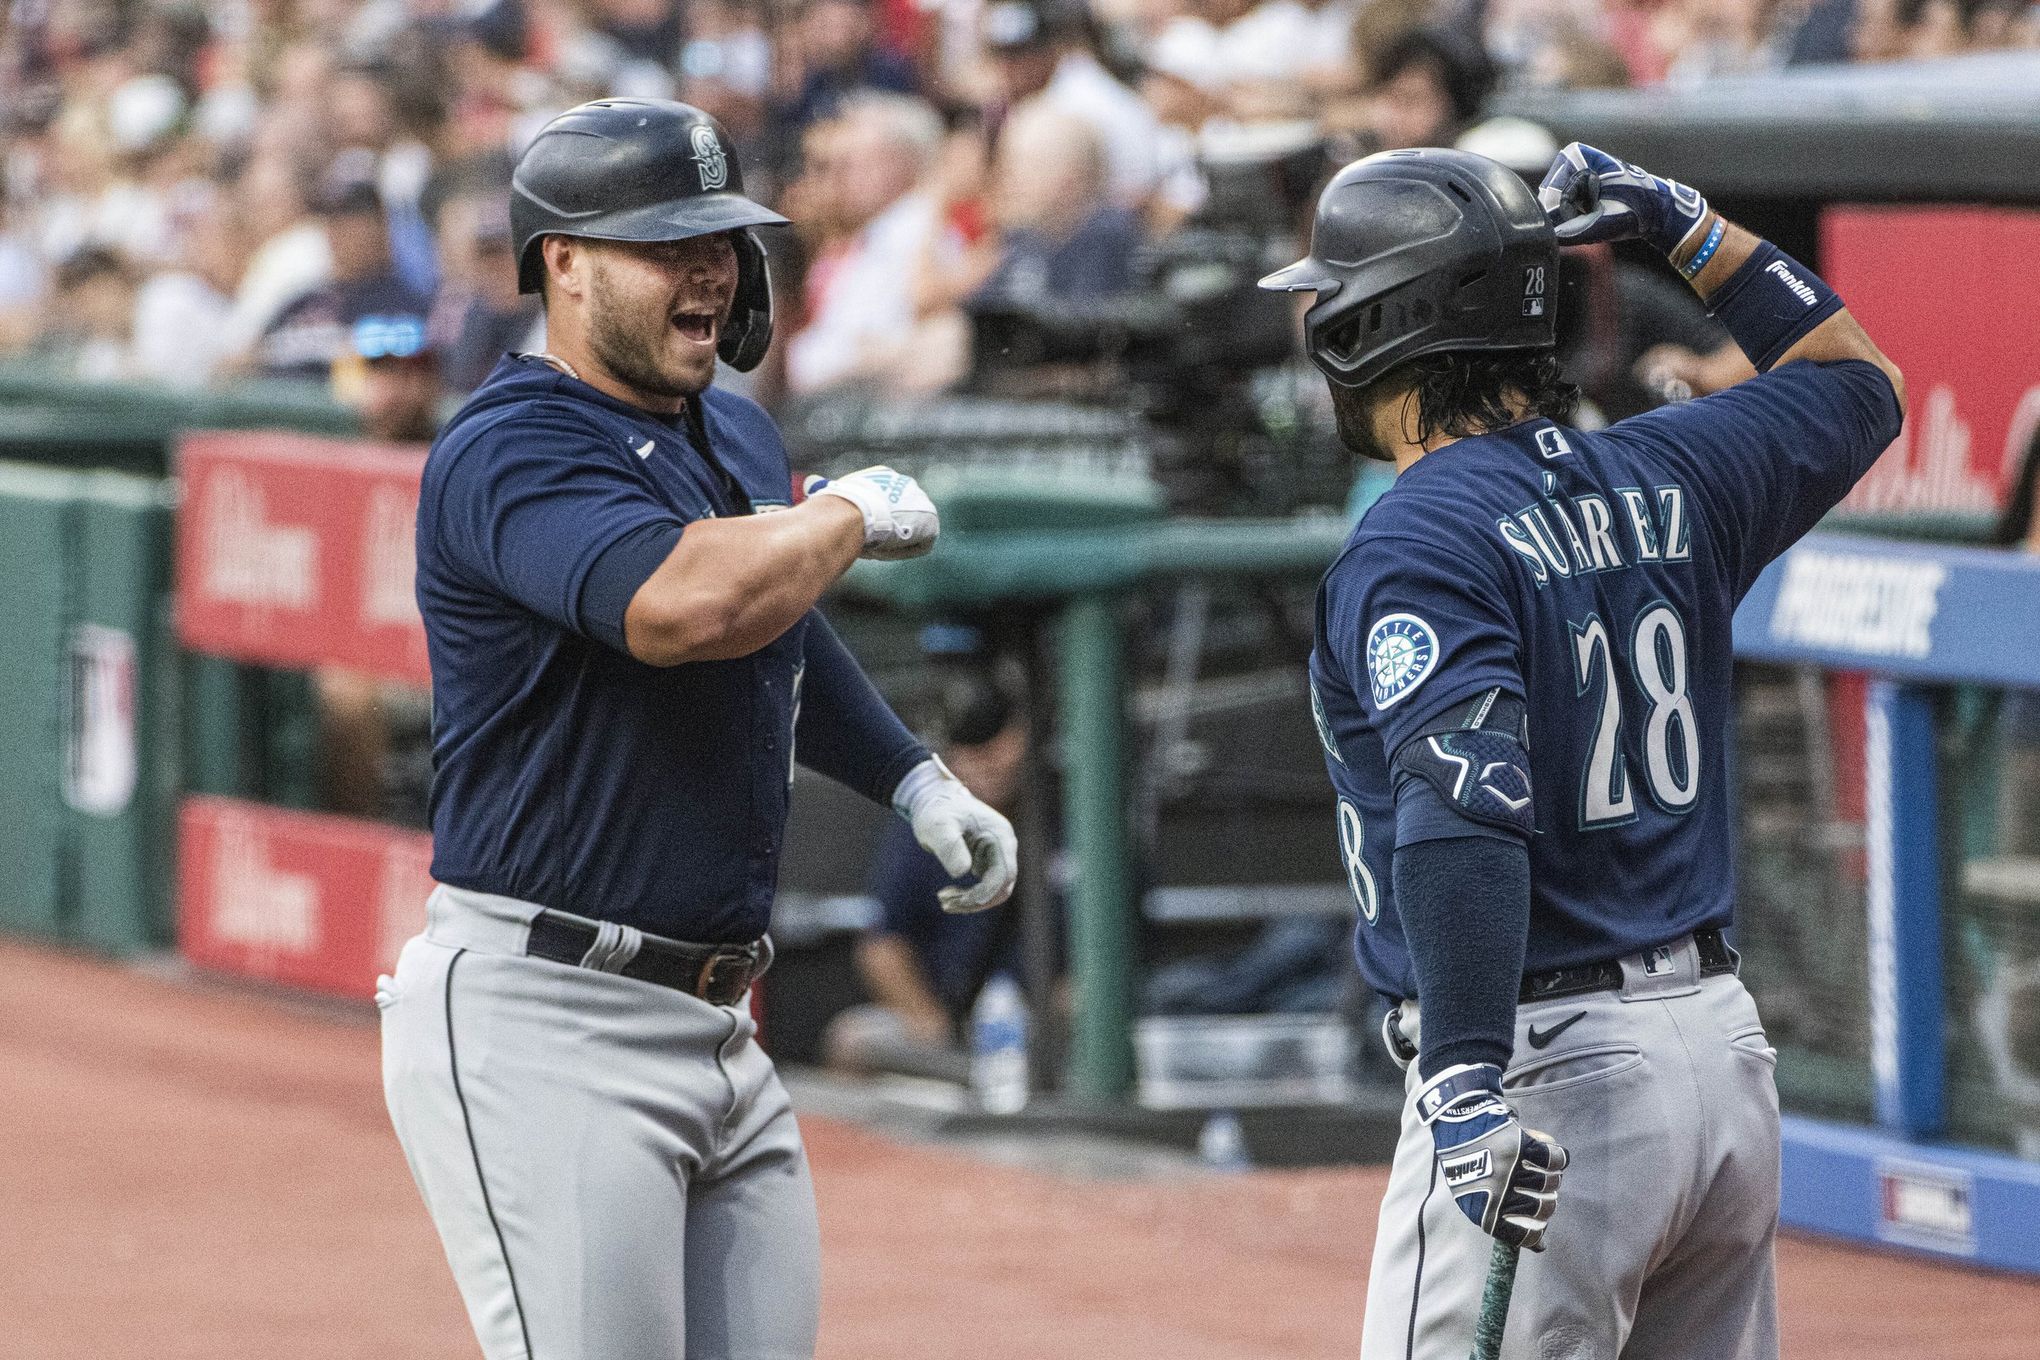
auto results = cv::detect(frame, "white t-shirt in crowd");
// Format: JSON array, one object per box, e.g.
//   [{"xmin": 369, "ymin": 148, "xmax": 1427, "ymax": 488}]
[
  {"xmin": 1042, "ymin": 52, "xmax": 1165, "ymax": 207},
  {"xmin": 221, "ymin": 221, "xmax": 332, "ymax": 359},
  {"xmin": 132, "ymin": 271, "xmax": 236, "ymax": 387},
  {"xmin": 785, "ymin": 191, "xmax": 948, "ymax": 395},
  {"xmin": 1220, "ymin": 0, "xmax": 1354, "ymax": 82}
]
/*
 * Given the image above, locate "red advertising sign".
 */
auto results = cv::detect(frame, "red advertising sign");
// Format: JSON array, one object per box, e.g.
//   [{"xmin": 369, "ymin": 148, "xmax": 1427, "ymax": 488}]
[
  {"xmin": 175, "ymin": 432, "xmax": 430, "ymax": 684},
  {"xmin": 178, "ymin": 795, "xmax": 434, "ymax": 999},
  {"xmin": 1824, "ymin": 207, "xmax": 2040, "ymax": 520}
]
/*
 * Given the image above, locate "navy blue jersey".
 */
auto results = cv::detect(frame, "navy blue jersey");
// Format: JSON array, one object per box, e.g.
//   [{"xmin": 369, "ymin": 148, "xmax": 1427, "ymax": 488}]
[
  {"xmin": 1312, "ymin": 360, "xmax": 1902, "ymax": 998},
  {"xmin": 417, "ymin": 355, "xmax": 924, "ymax": 941}
]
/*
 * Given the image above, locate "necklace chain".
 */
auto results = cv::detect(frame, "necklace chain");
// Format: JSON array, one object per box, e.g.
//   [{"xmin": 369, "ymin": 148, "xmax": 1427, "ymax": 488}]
[{"xmin": 530, "ymin": 351, "xmax": 582, "ymax": 381}]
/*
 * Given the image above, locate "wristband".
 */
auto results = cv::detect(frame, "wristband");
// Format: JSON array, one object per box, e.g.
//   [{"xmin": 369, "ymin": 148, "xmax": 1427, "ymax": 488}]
[
  {"xmin": 890, "ymin": 754, "xmax": 954, "ymax": 820},
  {"xmin": 1678, "ymin": 216, "xmax": 1725, "ymax": 280},
  {"xmin": 1705, "ymin": 243, "xmax": 1846, "ymax": 372}
]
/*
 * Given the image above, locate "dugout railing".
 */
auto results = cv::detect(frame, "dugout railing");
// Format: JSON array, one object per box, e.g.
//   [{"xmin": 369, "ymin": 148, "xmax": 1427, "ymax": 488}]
[{"xmin": 1733, "ymin": 532, "xmax": 2040, "ymax": 1272}]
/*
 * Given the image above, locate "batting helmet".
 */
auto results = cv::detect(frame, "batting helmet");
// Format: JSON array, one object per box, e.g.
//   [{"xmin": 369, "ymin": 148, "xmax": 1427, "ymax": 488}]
[
  {"xmin": 511, "ymin": 98, "xmax": 789, "ymax": 372},
  {"xmin": 1259, "ymin": 148, "xmax": 1557, "ymax": 391}
]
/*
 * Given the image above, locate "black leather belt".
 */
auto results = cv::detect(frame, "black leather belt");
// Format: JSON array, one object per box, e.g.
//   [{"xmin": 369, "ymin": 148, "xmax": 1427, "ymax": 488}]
[
  {"xmin": 1519, "ymin": 928, "xmax": 1737, "ymax": 1005},
  {"xmin": 525, "ymin": 911, "xmax": 771, "ymax": 1007}
]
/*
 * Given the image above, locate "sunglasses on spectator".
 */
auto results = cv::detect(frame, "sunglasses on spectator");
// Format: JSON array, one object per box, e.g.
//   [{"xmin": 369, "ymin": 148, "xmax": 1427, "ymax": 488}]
[{"xmin": 353, "ymin": 315, "xmax": 431, "ymax": 360}]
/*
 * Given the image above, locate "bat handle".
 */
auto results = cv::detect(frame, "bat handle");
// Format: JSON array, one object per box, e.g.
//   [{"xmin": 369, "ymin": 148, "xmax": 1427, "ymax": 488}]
[{"xmin": 1469, "ymin": 1238, "xmax": 1521, "ymax": 1360}]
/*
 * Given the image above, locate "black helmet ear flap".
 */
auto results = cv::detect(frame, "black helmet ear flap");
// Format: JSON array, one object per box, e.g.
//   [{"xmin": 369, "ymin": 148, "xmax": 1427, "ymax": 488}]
[{"xmin": 719, "ymin": 229, "xmax": 773, "ymax": 373}]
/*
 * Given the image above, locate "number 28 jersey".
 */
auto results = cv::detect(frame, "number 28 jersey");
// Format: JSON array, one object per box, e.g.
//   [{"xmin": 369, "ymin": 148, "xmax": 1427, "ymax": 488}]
[{"xmin": 1310, "ymin": 360, "xmax": 1903, "ymax": 999}]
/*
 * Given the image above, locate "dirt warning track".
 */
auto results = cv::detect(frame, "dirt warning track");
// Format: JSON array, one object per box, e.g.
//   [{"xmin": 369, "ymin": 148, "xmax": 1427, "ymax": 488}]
[{"xmin": 2, "ymin": 939, "xmax": 2032, "ymax": 1360}]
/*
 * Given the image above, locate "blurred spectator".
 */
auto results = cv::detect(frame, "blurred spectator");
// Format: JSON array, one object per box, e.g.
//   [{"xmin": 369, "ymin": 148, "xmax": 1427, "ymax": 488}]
[
  {"xmin": 130, "ymin": 198, "xmax": 247, "ymax": 387},
  {"xmin": 336, "ymin": 308, "xmax": 444, "ymax": 443},
  {"xmin": 327, "ymin": 61, "xmax": 440, "ymax": 297},
  {"xmin": 982, "ymin": 0, "xmax": 1163, "ymax": 208},
  {"xmin": 316, "ymin": 305, "xmax": 443, "ymax": 824},
  {"xmin": 0, "ymin": 197, "xmax": 44, "ymax": 354},
  {"xmin": 910, "ymin": 109, "xmax": 1003, "ymax": 315},
  {"xmin": 1659, "ymin": 0, "xmax": 1793, "ymax": 83},
  {"xmin": 1136, "ymin": 17, "xmax": 1225, "ymax": 227},
  {"xmin": 678, "ymin": 0, "xmax": 777, "ymax": 142},
  {"xmin": 26, "ymin": 246, "xmax": 135, "ymax": 381},
  {"xmin": 0, "ymin": 0, "xmax": 2012, "ymax": 412},
  {"xmin": 1368, "ymin": 26, "xmax": 1498, "ymax": 150},
  {"xmin": 1203, "ymin": 0, "xmax": 1363, "ymax": 117},
  {"xmin": 1347, "ymin": 0, "xmax": 1438, "ymax": 85},
  {"xmin": 96, "ymin": 73, "xmax": 202, "ymax": 268},
  {"xmin": 253, "ymin": 152, "xmax": 430, "ymax": 382},
  {"xmin": 589, "ymin": 0, "xmax": 687, "ymax": 65},
  {"xmin": 430, "ymin": 187, "xmax": 542, "ymax": 392},
  {"xmin": 974, "ymin": 103, "xmax": 1140, "ymax": 305},
  {"xmin": 219, "ymin": 140, "xmax": 332, "ymax": 367},
  {"xmin": 822, "ymin": 675, "xmax": 1027, "ymax": 1084},
  {"xmin": 784, "ymin": 93, "xmax": 955, "ymax": 394},
  {"xmin": 782, "ymin": 0, "xmax": 922, "ymax": 136}
]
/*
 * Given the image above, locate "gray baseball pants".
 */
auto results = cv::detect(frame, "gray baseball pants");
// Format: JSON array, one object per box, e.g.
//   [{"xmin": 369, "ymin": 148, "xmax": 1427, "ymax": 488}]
[
  {"xmin": 1359, "ymin": 933, "xmax": 1781, "ymax": 1360},
  {"xmin": 380, "ymin": 886, "xmax": 820, "ymax": 1360}
]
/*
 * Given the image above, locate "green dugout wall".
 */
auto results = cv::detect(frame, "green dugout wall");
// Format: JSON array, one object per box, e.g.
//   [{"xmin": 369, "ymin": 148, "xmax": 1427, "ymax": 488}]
[{"xmin": 0, "ymin": 464, "xmax": 177, "ymax": 951}]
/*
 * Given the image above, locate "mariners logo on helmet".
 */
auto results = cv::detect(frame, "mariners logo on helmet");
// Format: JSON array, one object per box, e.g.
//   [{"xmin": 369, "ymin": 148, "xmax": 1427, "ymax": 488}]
[
  {"xmin": 1367, "ymin": 613, "xmax": 1438, "ymax": 710},
  {"xmin": 692, "ymin": 124, "xmax": 729, "ymax": 191}
]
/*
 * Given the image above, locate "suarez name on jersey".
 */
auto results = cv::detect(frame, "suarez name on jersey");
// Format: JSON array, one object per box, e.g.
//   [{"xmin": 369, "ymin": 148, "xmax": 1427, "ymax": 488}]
[{"xmin": 1310, "ymin": 359, "xmax": 1904, "ymax": 999}]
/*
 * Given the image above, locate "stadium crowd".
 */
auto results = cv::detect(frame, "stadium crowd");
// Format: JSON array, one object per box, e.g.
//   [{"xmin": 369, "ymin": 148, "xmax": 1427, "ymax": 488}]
[{"xmin": 0, "ymin": 0, "xmax": 2033, "ymax": 409}]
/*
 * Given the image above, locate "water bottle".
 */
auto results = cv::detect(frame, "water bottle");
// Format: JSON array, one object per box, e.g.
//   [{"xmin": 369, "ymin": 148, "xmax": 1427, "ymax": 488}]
[
  {"xmin": 1198, "ymin": 1111, "xmax": 1251, "ymax": 1172},
  {"xmin": 970, "ymin": 973, "xmax": 1030, "ymax": 1115}
]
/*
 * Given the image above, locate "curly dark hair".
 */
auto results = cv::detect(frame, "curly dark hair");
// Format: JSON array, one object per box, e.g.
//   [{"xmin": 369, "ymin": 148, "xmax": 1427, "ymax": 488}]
[{"xmin": 1394, "ymin": 349, "xmax": 1580, "ymax": 446}]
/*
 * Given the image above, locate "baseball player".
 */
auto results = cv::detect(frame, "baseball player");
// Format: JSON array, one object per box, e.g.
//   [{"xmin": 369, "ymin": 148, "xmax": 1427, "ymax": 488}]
[
  {"xmin": 377, "ymin": 99, "xmax": 1018, "ymax": 1360},
  {"xmin": 1262, "ymin": 145, "xmax": 1904, "ymax": 1358}
]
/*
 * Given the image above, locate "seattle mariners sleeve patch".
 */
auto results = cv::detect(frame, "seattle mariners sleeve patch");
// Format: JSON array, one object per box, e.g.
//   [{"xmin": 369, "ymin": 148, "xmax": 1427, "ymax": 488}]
[{"xmin": 1367, "ymin": 613, "xmax": 1438, "ymax": 710}]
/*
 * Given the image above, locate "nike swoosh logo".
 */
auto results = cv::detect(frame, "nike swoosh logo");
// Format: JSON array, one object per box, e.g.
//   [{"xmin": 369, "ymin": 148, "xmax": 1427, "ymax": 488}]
[
  {"xmin": 633, "ymin": 439, "xmax": 655, "ymax": 459},
  {"xmin": 1526, "ymin": 1011, "xmax": 1587, "ymax": 1050}
]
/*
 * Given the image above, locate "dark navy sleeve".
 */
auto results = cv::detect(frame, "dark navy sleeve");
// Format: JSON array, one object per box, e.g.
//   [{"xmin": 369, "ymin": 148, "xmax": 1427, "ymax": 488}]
[
  {"xmin": 1324, "ymin": 529, "xmax": 1524, "ymax": 762},
  {"xmin": 432, "ymin": 408, "xmax": 687, "ymax": 642},
  {"xmin": 577, "ymin": 521, "xmax": 684, "ymax": 653},
  {"xmin": 1395, "ymin": 835, "xmax": 1530, "ymax": 1077},
  {"xmin": 796, "ymin": 611, "xmax": 931, "ymax": 805},
  {"xmin": 870, "ymin": 818, "xmax": 948, "ymax": 942},
  {"xmin": 1618, "ymin": 358, "xmax": 1903, "ymax": 599}
]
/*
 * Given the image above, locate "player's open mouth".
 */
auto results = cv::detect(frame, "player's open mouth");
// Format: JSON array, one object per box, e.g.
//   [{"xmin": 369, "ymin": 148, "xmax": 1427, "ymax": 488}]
[{"xmin": 672, "ymin": 311, "xmax": 716, "ymax": 344}]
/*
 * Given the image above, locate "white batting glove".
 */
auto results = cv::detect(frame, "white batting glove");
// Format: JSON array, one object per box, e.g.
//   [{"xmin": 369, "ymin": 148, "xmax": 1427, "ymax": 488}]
[
  {"xmin": 891, "ymin": 755, "xmax": 1018, "ymax": 913},
  {"xmin": 1418, "ymin": 1063, "xmax": 1569, "ymax": 1251},
  {"xmin": 805, "ymin": 467, "xmax": 939, "ymax": 561}
]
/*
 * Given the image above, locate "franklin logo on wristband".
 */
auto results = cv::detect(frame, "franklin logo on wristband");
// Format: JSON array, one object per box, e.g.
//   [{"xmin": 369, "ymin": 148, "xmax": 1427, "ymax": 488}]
[{"xmin": 1764, "ymin": 260, "xmax": 1820, "ymax": 307}]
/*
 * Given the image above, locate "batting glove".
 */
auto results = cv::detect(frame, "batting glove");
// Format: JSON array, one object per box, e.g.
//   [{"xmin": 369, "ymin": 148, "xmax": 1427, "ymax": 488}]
[
  {"xmin": 1538, "ymin": 141, "xmax": 1710, "ymax": 259},
  {"xmin": 892, "ymin": 755, "xmax": 1019, "ymax": 913},
  {"xmin": 1382, "ymin": 1005, "xmax": 1418, "ymax": 1072},
  {"xmin": 1418, "ymin": 1062, "xmax": 1569, "ymax": 1251},
  {"xmin": 806, "ymin": 467, "xmax": 939, "ymax": 561}
]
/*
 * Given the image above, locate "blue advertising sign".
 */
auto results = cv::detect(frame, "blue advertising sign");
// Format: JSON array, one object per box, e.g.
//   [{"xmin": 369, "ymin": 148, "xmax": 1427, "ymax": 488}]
[{"xmin": 1735, "ymin": 532, "xmax": 2040, "ymax": 688}]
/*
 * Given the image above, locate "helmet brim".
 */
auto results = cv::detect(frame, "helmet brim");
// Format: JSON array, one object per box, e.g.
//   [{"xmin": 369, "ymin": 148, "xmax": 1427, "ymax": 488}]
[
  {"xmin": 595, "ymin": 191, "xmax": 791, "ymax": 242},
  {"xmin": 514, "ymin": 192, "xmax": 790, "ymax": 293},
  {"xmin": 1257, "ymin": 258, "xmax": 1342, "ymax": 294}
]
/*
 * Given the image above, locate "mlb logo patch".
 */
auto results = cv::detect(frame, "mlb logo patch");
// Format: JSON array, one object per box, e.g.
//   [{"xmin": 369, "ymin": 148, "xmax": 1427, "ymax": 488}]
[
  {"xmin": 1366, "ymin": 613, "xmax": 1437, "ymax": 710},
  {"xmin": 1643, "ymin": 945, "xmax": 1676, "ymax": 977}
]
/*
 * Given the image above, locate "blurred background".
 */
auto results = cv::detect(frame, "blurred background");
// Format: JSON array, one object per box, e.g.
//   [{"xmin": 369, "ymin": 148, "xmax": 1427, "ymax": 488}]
[{"xmin": 3, "ymin": 0, "xmax": 2040, "ymax": 1335}]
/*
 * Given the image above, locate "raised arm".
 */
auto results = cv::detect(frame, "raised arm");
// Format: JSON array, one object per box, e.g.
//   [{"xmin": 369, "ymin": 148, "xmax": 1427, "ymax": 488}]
[
  {"xmin": 1675, "ymin": 216, "xmax": 1905, "ymax": 409},
  {"xmin": 623, "ymin": 467, "xmax": 936, "ymax": 666},
  {"xmin": 1540, "ymin": 143, "xmax": 1905, "ymax": 413}
]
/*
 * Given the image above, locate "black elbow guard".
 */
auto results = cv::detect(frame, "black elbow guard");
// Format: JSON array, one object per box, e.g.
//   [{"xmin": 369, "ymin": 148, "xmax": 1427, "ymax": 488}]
[{"xmin": 1391, "ymin": 688, "xmax": 1536, "ymax": 840}]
